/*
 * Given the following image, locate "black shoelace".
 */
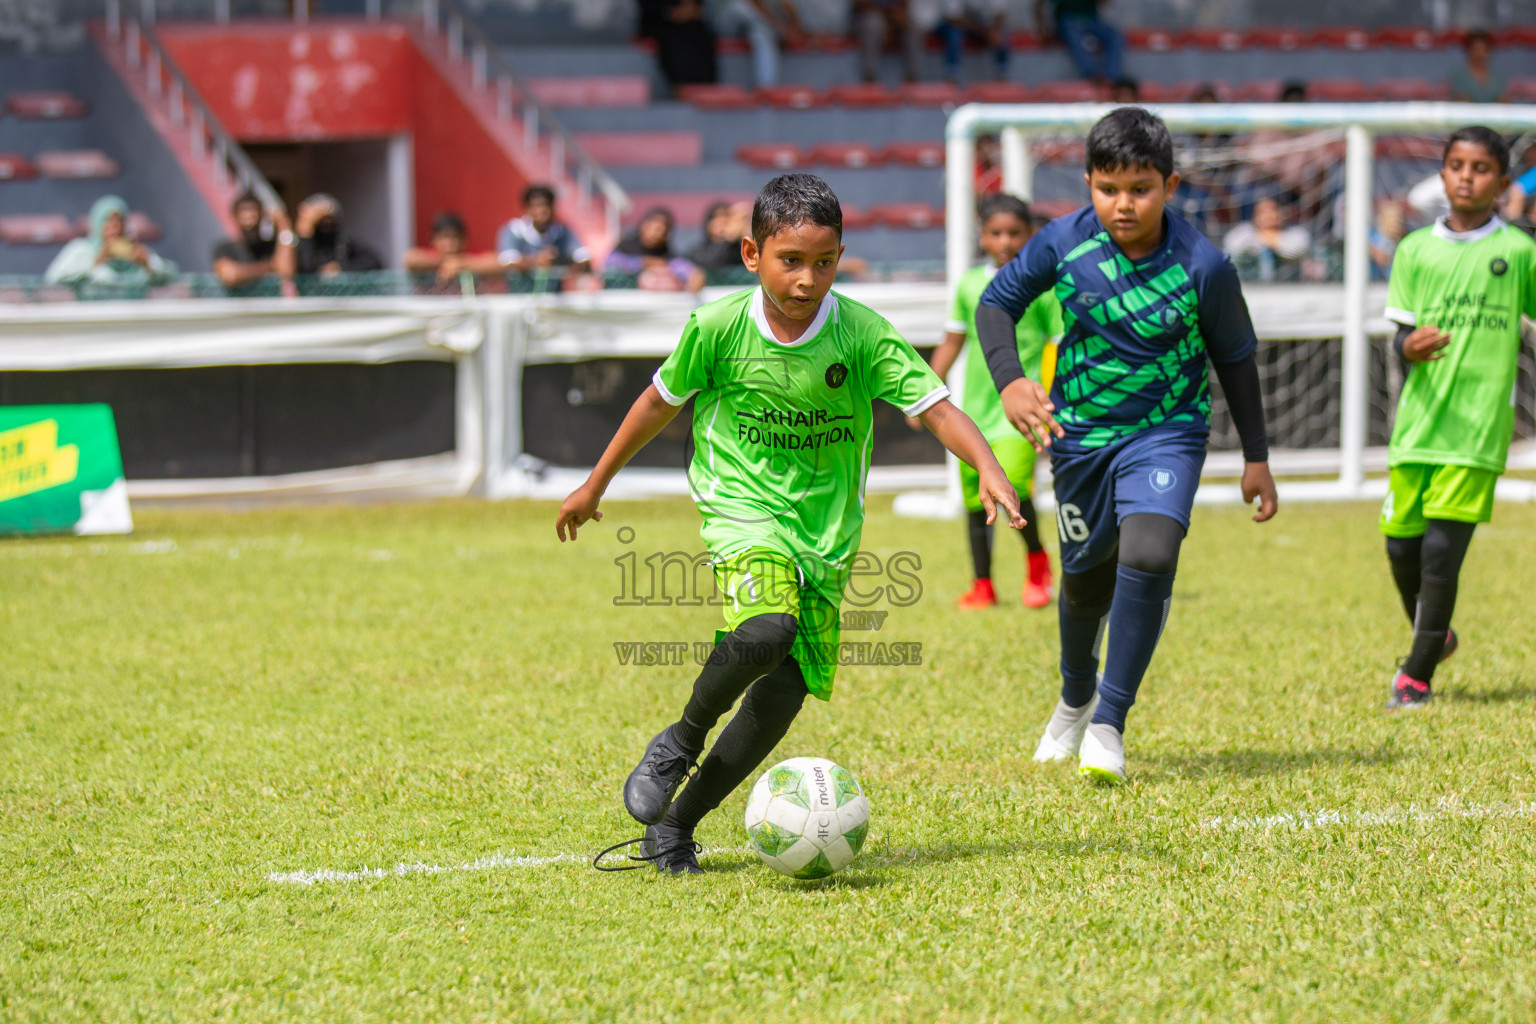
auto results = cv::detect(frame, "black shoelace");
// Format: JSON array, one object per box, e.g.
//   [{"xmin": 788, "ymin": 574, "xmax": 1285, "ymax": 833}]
[{"xmin": 592, "ymin": 835, "xmax": 704, "ymax": 872}]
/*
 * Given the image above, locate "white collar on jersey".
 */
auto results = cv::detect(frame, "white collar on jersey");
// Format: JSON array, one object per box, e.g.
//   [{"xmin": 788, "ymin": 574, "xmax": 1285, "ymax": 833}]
[
  {"xmin": 750, "ymin": 286, "xmax": 838, "ymax": 347},
  {"xmin": 1432, "ymin": 214, "xmax": 1505, "ymax": 244}
]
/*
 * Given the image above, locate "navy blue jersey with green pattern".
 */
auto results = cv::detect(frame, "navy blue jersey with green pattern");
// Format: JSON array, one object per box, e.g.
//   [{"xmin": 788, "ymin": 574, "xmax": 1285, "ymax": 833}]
[{"xmin": 978, "ymin": 207, "xmax": 1259, "ymax": 455}]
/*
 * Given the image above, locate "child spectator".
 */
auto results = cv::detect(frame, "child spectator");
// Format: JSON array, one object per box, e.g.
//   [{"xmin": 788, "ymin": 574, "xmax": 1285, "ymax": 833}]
[
  {"xmin": 496, "ymin": 184, "xmax": 592, "ymax": 291},
  {"xmin": 212, "ymin": 191, "xmax": 295, "ymax": 293},
  {"xmin": 688, "ymin": 201, "xmax": 751, "ymax": 280},
  {"xmin": 45, "ymin": 195, "xmax": 176, "ymax": 292},
  {"xmin": 1447, "ymin": 29, "xmax": 1507, "ymax": 104},
  {"xmin": 607, "ymin": 207, "xmax": 705, "ymax": 292},
  {"xmin": 294, "ymin": 194, "xmax": 383, "ymax": 276}
]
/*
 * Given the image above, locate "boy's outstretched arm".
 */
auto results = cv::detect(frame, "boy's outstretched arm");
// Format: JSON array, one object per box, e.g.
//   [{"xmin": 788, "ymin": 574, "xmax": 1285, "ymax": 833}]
[
  {"xmin": 556, "ymin": 384, "xmax": 681, "ymax": 541},
  {"xmin": 918, "ymin": 398, "xmax": 1027, "ymax": 529}
]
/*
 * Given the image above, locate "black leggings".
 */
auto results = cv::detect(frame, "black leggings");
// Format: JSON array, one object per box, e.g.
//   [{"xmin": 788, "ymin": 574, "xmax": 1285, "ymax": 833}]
[{"xmin": 1061, "ymin": 512, "xmax": 1186, "ymax": 606}]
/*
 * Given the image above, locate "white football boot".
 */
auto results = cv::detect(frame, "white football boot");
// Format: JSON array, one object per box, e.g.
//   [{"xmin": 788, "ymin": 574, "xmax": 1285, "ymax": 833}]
[
  {"xmin": 1078, "ymin": 722, "xmax": 1126, "ymax": 784},
  {"xmin": 1031, "ymin": 680, "xmax": 1101, "ymax": 762}
]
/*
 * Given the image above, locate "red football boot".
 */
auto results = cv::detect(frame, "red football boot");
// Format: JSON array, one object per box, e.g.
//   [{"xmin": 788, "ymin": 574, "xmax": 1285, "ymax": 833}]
[
  {"xmin": 957, "ymin": 578, "xmax": 997, "ymax": 609},
  {"xmin": 1023, "ymin": 550, "xmax": 1053, "ymax": 608}
]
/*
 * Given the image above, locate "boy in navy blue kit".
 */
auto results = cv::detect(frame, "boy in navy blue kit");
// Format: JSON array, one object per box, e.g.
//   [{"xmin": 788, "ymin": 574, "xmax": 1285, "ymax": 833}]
[{"xmin": 976, "ymin": 107, "xmax": 1279, "ymax": 782}]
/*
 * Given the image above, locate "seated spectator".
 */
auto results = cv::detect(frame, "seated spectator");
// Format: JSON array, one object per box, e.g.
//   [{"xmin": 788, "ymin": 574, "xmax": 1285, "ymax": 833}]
[
  {"xmin": 688, "ymin": 201, "xmax": 751, "ymax": 276},
  {"xmin": 719, "ymin": 0, "xmax": 804, "ymax": 88},
  {"xmin": 1223, "ymin": 197, "xmax": 1311, "ymax": 282},
  {"xmin": 294, "ymin": 194, "xmax": 383, "ymax": 276},
  {"xmin": 606, "ymin": 207, "xmax": 705, "ymax": 292},
  {"xmin": 404, "ymin": 211, "xmax": 502, "ymax": 292},
  {"xmin": 1037, "ymin": 0, "xmax": 1123, "ymax": 83},
  {"xmin": 651, "ymin": 0, "xmax": 718, "ymax": 89},
  {"xmin": 45, "ymin": 195, "xmax": 176, "ymax": 291},
  {"xmin": 931, "ymin": 0, "xmax": 1011, "ymax": 84},
  {"xmin": 1369, "ymin": 199, "xmax": 1405, "ymax": 281},
  {"xmin": 212, "ymin": 190, "xmax": 295, "ymax": 293},
  {"xmin": 1447, "ymin": 29, "xmax": 1507, "ymax": 104},
  {"xmin": 1109, "ymin": 77, "xmax": 1138, "ymax": 103},
  {"xmin": 496, "ymin": 184, "xmax": 592, "ymax": 291},
  {"xmin": 854, "ymin": 0, "xmax": 919, "ymax": 84},
  {"xmin": 1278, "ymin": 80, "xmax": 1307, "ymax": 103},
  {"xmin": 1504, "ymin": 160, "xmax": 1536, "ymax": 223}
]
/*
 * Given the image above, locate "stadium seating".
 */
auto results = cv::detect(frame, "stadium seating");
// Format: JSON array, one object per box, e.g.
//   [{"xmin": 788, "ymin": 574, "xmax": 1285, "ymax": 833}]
[
  {"xmin": 36, "ymin": 149, "xmax": 120, "ymax": 179},
  {"xmin": 675, "ymin": 83, "xmax": 755, "ymax": 109},
  {"xmin": 882, "ymin": 141, "xmax": 944, "ymax": 168},
  {"xmin": 574, "ymin": 131, "xmax": 703, "ymax": 167},
  {"xmin": 807, "ymin": 142, "xmax": 883, "ymax": 169},
  {"xmin": 735, "ymin": 142, "xmax": 805, "ymax": 170},
  {"xmin": 963, "ymin": 81, "xmax": 1030, "ymax": 103},
  {"xmin": 825, "ymin": 83, "xmax": 897, "ymax": 108},
  {"xmin": 621, "ymin": 191, "xmax": 755, "ymax": 229},
  {"xmin": 6, "ymin": 90, "xmax": 88, "ymax": 118},
  {"xmin": 524, "ymin": 76, "xmax": 649, "ymax": 107},
  {"xmin": 1508, "ymin": 78, "xmax": 1536, "ymax": 102},
  {"xmin": 1306, "ymin": 79, "xmax": 1374, "ymax": 102},
  {"xmin": 896, "ymin": 82, "xmax": 963, "ymax": 107},
  {"xmin": 0, "ymin": 153, "xmax": 38, "ymax": 180},
  {"xmin": 867, "ymin": 202, "xmax": 943, "ymax": 229},
  {"xmin": 758, "ymin": 84, "xmax": 822, "ymax": 109},
  {"xmin": 0, "ymin": 213, "xmax": 82, "ymax": 244}
]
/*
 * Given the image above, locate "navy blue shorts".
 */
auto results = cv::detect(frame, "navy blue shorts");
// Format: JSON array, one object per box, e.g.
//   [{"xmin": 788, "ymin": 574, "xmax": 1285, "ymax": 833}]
[{"xmin": 1051, "ymin": 428, "xmax": 1207, "ymax": 573}]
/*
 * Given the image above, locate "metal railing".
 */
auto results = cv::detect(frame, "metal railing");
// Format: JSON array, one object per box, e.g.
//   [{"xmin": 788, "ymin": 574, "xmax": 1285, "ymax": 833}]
[
  {"xmin": 102, "ymin": 1, "xmax": 284, "ymax": 212},
  {"xmin": 418, "ymin": 0, "xmax": 629, "ymax": 242}
]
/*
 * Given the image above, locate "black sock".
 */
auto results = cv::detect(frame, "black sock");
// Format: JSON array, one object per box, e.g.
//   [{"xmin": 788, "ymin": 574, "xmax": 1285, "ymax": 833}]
[
  {"xmin": 1401, "ymin": 520, "xmax": 1475, "ymax": 682},
  {"xmin": 1385, "ymin": 535, "xmax": 1422, "ymax": 626},
  {"xmin": 671, "ymin": 613, "xmax": 796, "ymax": 754},
  {"xmin": 1016, "ymin": 496, "xmax": 1044, "ymax": 553},
  {"xmin": 1059, "ymin": 558, "xmax": 1115, "ymax": 707},
  {"xmin": 664, "ymin": 657, "xmax": 810, "ymax": 832},
  {"xmin": 966, "ymin": 509, "xmax": 992, "ymax": 581}
]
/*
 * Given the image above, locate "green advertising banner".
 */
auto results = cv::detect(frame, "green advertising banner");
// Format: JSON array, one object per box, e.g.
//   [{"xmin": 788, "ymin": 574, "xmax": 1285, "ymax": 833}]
[{"xmin": 0, "ymin": 404, "xmax": 132, "ymax": 536}]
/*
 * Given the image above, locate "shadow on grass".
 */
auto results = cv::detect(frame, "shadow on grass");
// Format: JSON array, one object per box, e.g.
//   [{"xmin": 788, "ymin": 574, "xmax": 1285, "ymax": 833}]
[
  {"xmin": 866, "ymin": 835, "xmax": 1175, "ymax": 870},
  {"xmin": 1440, "ymin": 681, "xmax": 1536, "ymax": 705},
  {"xmin": 1143, "ymin": 744, "xmax": 1400, "ymax": 780}
]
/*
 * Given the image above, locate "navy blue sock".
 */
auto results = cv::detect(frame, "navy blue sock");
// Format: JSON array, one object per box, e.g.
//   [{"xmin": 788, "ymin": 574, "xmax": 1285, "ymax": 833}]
[
  {"xmin": 1092, "ymin": 564, "xmax": 1175, "ymax": 732},
  {"xmin": 1058, "ymin": 564, "xmax": 1114, "ymax": 708}
]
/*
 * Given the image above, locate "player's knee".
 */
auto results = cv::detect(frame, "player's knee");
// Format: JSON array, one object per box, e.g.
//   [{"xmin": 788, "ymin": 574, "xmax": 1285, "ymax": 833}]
[
  {"xmin": 1118, "ymin": 513, "xmax": 1185, "ymax": 575},
  {"xmin": 1385, "ymin": 535, "xmax": 1421, "ymax": 567},
  {"xmin": 728, "ymin": 612, "xmax": 798, "ymax": 668},
  {"xmin": 1420, "ymin": 521, "xmax": 1475, "ymax": 575},
  {"xmin": 1062, "ymin": 558, "xmax": 1117, "ymax": 608}
]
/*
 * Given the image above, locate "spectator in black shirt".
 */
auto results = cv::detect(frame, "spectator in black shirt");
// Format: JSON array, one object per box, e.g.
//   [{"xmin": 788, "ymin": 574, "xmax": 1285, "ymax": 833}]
[
  {"xmin": 294, "ymin": 193, "xmax": 383, "ymax": 276},
  {"xmin": 212, "ymin": 191, "xmax": 295, "ymax": 291}
]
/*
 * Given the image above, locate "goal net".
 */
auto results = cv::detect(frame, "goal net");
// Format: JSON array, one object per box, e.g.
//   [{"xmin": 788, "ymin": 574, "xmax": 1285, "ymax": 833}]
[{"xmin": 944, "ymin": 103, "xmax": 1536, "ymax": 503}]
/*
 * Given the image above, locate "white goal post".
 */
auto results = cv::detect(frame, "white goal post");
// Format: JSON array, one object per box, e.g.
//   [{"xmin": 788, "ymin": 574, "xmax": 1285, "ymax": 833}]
[{"xmin": 944, "ymin": 102, "xmax": 1536, "ymax": 503}]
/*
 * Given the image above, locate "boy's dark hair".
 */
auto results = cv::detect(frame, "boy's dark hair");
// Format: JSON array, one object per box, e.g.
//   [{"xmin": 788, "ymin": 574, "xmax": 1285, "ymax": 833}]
[
  {"xmin": 431, "ymin": 211, "xmax": 466, "ymax": 236},
  {"xmin": 230, "ymin": 190, "xmax": 262, "ymax": 214},
  {"xmin": 1443, "ymin": 125, "xmax": 1510, "ymax": 175},
  {"xmin": 1464, "ymin": 28, "xmax": 1493, "ymax": 50},
  {"xmin": 522, "ymin": 184, "xmax": 556, "ymax": 207},
  {"xmin": 1086, "ymin": 106, "xmax": 1174, "ymax": 180},
  {"xmin": 751, "ymin": 173, "xmax": 842, "ymax": 247},
  {"xmin": 978, "ymin": 192, "xmax": 1031, "ymax": 226}
]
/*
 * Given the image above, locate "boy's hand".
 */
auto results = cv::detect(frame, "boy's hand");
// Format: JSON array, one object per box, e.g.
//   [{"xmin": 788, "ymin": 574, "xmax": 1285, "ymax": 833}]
[
  {"xmin": 1242, "ymin": 461, "xmax": 1279, "ymax": 523},
  {"xmin": 1000, "ymin": 378, "xmax": 1063, "ymax": 451},
  {"xmin": 556, "ymin": 482, "xmax": 604, "ymax": 541},
  {"xmin": 977, "ymin": 466, "xmax": 1027, "ymax": 529},
  {"xmin": 1402, "ymin": 324, "xmax": 1451, "ymax": 362}
]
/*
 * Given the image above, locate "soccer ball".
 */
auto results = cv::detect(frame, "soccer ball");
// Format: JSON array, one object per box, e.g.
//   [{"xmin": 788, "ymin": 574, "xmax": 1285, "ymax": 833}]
[{"xmin": 744, "ymin": 757, "xmax": 869, "ymax": 879}]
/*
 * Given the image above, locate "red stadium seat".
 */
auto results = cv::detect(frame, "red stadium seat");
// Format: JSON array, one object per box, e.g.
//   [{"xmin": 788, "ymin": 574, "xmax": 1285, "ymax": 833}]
[
  {"xmin": 524, "ymin": 76, "xmax": 650, "ymax": 107},
  {"xmin": 840, "ymin": 203, "xmax": 875, "ymax": 229},
  {"xmin": 36, "ymin": 150, "xmax": 120, "ymax": 179},
  {"xmin": 621, "ymin": 192, "xmax": 755, "ymax": 229},
  {"xmin": 1032, "ymin": 138, "xmax": 1085, "ymax": 165},
  {"xmin": 1375, "ymin": 135, "xmax": 1442, "ymax": 161},
  {"xmin": 1232, "ymin": 79, "xmax": 1284, "ymax": 102},
  {"xmin": 1133, "ymin": 81, "xmax": 1169, "ymax": 102},
  {"xmin": 1241, "ymin": 28, "xmax": 1307, "ymax": 50},
  {"xmin": 0, "ymin": 153, "xmax": 37, "ymax": 180},
  {"xmin": 1374, "ymin": 78, "xmax": 1447, "ymax": 102},
  {"xmin": 0, "ymin": 214, "xmax": 82, "ymax": 244},
  {"xmin": 964, "ymin": 81, "xmax": 1031, "ymax": 103},
  {"xmin": 1125, "ymin": 28, "xmax": 1175, "ymax": 52},
  {"xmin": 867, "ymin": 202, "xmax": 943, "ymax": 229},
  {"xmin": 1307, "ymin": 78, "xmax": 1373, "ymax": 102},
  {"xmin": 826, "ymin": 82, "xmax": 897, "ymax": 107},
  {"xmin": 1372, "ymin": 26, "xmax": 1445, "ymax": 50},
  {"xmin": 793, "ymin": 33, "xmax": 855, "ymax": 53},
  {"xmin": 1506, "ymin": 77, "xmax": 1536, "ymax": 102},
  {"xmin": 5, "ymin": 90, "xmax": 88, "ymax": 118},
  {"xmin": 758, "ymin": 84, "xmax": 824, "ymax": 109},
  {"xmin": 1308, "ymin": 27, "xmax": 1371, "ymax": 50},
  {"xmin": 573, "ymin": 131, "xmax": 703, "ymax": 167},
  {"xmin": 1164, "ymin": 80, "xmax": 1227, "ymax": 102},
  {"xmin": 882, "ymin": 140, "xmax": 945, "ymax": 168},
  {"xmin": 897, "ymin": 81, "xmax": 964, "ymax": 106},
  {"xmin": 1033, "ymin": 80, "xmax": 1100, "ymax": 103},
  {"xmin": 1494, "ymin": 27, "xmax": 1536, "ymax": 47},
  {"xmin": 735, "ymin": 142, "xmax": 806, "ymax": 170},
  {"xmin": 1005, "ymin": 30, "xmax": 1047, "ymax": 51},
  {"xmin": 676, "ymin": 83, "xmax": 756, "ymax": 109},
  {"xmin": 807, "ymin": 141, "xmax": 884, "ymax": 169},
  {"xmin": 1174, "ymin": 28, "xmax": 1244, "ymax": 51}
]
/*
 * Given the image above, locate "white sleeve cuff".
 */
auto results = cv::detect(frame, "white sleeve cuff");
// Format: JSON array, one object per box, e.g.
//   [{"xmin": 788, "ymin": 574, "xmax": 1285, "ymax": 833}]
[
  {"xmin": 902, "ymin": 384, "xmax": 950, "ymax": 418},
  {"xmin": 652, "ymin": 369, "xmax": 696, "ymax": 406},
  {"xmin": 943, "ymin": 319, "xmax": 969, "ymax": 335},
  {"xmin": 1384, "ymin": 306, "xmax": 1416, "ymax": 326}
]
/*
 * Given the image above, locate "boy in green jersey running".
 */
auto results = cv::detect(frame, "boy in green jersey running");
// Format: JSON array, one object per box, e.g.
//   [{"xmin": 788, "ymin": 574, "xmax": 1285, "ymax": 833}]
[
  {"xmin": 927, "ymin": 193, "xmax": 1063, "ymax": 610},
  {"xmin": 1380, "ymin": 126, "xmax": 1536, "ymax": 710},
  {"xmin": 557, "ymin": 174, "xmax": 1025, "ymax": 874}
]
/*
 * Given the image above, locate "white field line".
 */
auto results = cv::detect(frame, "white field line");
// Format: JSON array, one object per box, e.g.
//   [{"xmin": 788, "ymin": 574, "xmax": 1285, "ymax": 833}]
[
  {"xmin": 267, "ymin": 850, "xmax": 590, "ymax": 886},
  {"xmin": 1201, "ymin": 798, "xmax": 1536, "ymax": 833}
]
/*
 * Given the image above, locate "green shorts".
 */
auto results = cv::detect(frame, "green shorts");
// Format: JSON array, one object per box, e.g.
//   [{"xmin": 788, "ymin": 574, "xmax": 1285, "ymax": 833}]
[
  {"xmin": 714, "ymin": 548, "xmax": 840, "ymax": 701},
  {"xmin": 960, "ymin": 436, "xmax": 1037, "ymax": 513},
  {"xmin": 1379, "ymin": 463, "xmax": 1498, "ymax": 537}
]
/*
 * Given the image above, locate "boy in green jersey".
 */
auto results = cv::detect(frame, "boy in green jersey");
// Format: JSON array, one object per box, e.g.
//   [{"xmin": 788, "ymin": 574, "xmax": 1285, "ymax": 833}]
[
  {"xmin": 557, "ymin": 174, "xmax": 1025, "ymax": 874},
  {"xmin": 1381, "ymin": 126, "xmax": 1536, "ymax": 710},
  {"xmin": 928, "ymin": 194, "xmax": 1063, "ymax": 610}
]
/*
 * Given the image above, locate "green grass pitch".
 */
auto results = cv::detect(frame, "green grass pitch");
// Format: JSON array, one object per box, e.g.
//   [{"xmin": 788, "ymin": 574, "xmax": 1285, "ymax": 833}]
[{"xmin": 2, "ymin": 496, "xmax": 1534, "ymax": 1022}]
